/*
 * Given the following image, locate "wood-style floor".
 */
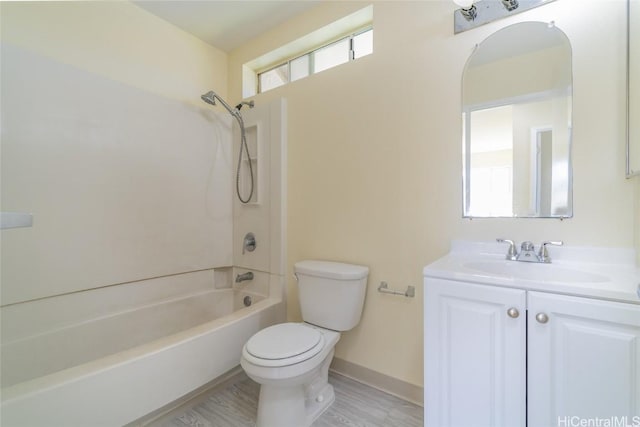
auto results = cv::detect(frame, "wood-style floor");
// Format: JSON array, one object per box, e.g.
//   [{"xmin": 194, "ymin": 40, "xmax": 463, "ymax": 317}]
[{"xmin": 153, "ymin": 371, "xmax": 423, "ymax": 427}]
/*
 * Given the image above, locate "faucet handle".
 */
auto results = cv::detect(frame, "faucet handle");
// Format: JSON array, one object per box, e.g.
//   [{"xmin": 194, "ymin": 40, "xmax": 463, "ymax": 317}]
[
  {"xmin": 243, "ymin": 232, "xmax": 256, "ymax": 255},
  {"xmin": 496, "ymin": 238, "xmax": 518, "ymax": 260},
  {"xmin": 538, "ymin": 241, "xmax": 563, "ymax": 263}
]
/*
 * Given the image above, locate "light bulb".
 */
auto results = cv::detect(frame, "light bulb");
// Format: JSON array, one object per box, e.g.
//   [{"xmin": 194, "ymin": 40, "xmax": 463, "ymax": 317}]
[{"xmin": 453, "ymin": 0, "xmax": 475, "ymax": 8}]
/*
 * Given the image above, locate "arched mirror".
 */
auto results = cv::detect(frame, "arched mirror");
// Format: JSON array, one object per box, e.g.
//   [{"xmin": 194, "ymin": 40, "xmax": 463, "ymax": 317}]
[{"xmin": 462, "ymin": 22, "xmax": 572, "ymax": 218}]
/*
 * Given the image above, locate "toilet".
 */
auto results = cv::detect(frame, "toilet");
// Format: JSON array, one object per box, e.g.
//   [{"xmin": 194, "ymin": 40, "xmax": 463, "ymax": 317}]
[{"xmin": 240, "ymin": 260, "xmax": 369, "ymax": 427}]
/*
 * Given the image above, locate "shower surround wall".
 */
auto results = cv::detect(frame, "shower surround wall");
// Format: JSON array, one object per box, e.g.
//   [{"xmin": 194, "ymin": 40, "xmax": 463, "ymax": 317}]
[
  {"xmin": 1, "ymin": 43, "xmax": 234, "ymax": 305},
  {"xmin": 0, "ymin": 1, "xmax": 231, "ymax": 304}
]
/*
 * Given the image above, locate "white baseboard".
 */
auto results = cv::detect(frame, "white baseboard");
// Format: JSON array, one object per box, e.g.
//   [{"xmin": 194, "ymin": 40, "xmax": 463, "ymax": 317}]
[{"xmin": 329, "ymin": 357, "xmax": 424, "ymax": 407}]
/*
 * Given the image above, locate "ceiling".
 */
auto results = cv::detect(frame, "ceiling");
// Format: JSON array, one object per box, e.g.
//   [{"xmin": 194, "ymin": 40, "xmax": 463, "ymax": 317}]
[{"xmin": 133, "ymin": 1, "xmax": 321, "ymax": 52}]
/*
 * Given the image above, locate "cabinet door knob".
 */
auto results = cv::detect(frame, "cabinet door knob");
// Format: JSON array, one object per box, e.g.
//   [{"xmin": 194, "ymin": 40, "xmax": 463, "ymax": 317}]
[
  {"xmin": 536, "ymin": 312, "xmax": 549, "ymax": 324},
  {"xmin": 507, "ymin": 307, "xmax": 520, "ymax": 318}
]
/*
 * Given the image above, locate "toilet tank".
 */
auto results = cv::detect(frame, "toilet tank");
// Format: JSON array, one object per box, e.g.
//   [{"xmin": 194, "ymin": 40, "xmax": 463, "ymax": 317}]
[{"xmin": 294, "ymin": 260, "xmax": 369, "ymax": 331}]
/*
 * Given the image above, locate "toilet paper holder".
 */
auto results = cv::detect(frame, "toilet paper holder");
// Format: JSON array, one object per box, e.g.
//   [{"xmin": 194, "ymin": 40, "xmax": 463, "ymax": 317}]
[{"xmin": 377, "ymin": 281, "xmax": 415, "ymax": 298}]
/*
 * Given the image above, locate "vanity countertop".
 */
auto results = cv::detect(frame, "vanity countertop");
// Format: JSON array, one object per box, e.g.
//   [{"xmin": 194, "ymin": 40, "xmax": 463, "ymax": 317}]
[{"xmin": 423, "ymin": 241, "xmax": 640, "ymax": 305}]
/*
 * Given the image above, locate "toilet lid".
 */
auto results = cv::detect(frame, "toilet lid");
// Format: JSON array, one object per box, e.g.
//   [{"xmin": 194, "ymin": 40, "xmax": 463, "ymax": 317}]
[{"xmin": 245, "ymin": 323, "xmax": 323, "ymax": 361}]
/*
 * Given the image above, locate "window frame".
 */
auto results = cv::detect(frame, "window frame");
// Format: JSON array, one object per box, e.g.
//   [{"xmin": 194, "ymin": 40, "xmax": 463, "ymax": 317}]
[{"xmin": 257, "ymin": 26, "xmax": 373, "ymax": 94}]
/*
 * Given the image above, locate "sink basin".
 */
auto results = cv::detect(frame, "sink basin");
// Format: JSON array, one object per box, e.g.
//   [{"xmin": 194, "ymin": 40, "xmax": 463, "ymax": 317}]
[{"xmin": 463, "ymin": 260, "xmax": 610, "ymax": 283}]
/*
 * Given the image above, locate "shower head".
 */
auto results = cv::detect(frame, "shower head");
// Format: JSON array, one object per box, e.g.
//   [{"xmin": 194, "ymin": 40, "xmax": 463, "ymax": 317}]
[
  {"xmin": 201, "ymin": 91, "xmax": 217, "ymax": 106},
  {"xmin": 201, "ymin": 90, "xmax": 239, "ymax": 119},
  {"xmin": 200, "ymin": 90, "xmax": 256, "ymax": 204}
]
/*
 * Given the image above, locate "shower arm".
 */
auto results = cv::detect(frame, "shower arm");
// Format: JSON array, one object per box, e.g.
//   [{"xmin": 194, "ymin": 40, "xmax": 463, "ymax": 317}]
[{"xmin": 214, "ymin": 95, "xmax": 248, "ymax": 131}]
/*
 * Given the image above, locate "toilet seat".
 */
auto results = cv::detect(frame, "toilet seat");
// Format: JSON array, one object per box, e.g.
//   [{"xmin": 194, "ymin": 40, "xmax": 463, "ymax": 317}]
[{"xmin": 243, "ymin": 323, "xmax": 325, "ymax": 368}]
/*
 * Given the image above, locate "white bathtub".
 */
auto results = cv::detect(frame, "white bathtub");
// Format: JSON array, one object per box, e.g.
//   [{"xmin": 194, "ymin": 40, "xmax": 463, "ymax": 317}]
[{"xmin": 0, "ymin": 269, "xmax": 284, "ymax": 426}]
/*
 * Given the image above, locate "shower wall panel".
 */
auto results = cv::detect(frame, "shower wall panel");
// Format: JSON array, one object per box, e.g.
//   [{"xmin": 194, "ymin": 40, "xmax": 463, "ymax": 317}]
[{"xmin": 0, "ymin": 44, "xmax": 233, "ymax": 305}]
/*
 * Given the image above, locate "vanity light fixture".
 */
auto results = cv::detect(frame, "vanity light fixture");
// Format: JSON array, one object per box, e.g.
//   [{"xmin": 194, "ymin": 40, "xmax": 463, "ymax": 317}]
[{"xmin": 454, "ymin": 0, "xmax": 556, "ymax": 34}]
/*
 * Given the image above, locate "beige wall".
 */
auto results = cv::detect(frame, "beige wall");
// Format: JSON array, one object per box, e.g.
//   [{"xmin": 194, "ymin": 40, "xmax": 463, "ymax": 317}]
[
  {"xmin": 229, "ymin": 0, "xmax": 635, "ymax": 388},
  {"xmin": 0, "ymin": 1, "xmax": 227, "ymax": 104}
]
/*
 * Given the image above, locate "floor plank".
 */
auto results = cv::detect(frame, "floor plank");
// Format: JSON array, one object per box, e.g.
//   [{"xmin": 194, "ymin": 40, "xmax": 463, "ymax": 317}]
[{"xmin": 153, "ymin": 372, "xmax": 423, "ymax": 427}]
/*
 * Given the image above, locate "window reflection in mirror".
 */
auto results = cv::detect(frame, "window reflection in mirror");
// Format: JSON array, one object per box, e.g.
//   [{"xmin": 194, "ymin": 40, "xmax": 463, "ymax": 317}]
[{"xmin": 462, "ymin": 22, "xmax": 572, "ymax": 218}]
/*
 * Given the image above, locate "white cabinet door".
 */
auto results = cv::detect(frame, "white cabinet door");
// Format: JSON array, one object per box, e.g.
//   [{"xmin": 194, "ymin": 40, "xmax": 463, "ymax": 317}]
[
  {"xmin": 528, "ymin": 292, "xmax": 640, "ymax": 427},
  {"xmin": 425, "ymin": 278, "xmax": 527, "ymax": 427}
]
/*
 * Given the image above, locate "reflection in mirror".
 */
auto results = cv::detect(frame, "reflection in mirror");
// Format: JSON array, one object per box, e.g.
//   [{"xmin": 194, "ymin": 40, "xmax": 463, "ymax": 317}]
[
  {"xmin": 462, "ymin": 22, "xmax": 573, "ymax": 218},
  {"xmin": 628, "ymin": 0, "xmax": 640, "ymax": 177}
]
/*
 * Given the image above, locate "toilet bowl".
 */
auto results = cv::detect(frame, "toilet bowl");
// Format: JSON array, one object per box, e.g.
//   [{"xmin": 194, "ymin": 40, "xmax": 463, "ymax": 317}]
[
  {"xmin": 241, "ymin": 323, "xmax": 340, "ymax": 427},
  {"xmin": 240, "ymin": 260, "xmax": 369, "ymax": 427}
]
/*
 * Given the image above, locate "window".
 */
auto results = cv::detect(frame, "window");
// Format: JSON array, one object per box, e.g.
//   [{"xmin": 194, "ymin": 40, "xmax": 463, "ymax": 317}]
[
  {"xmin": 290, "ymin": 55, "xmax": 310, "ymax": 82},
  {"xmin": 258, "ymin": 64, "xmax": 289, "ymax": 93},
  {"xmin": 313, "ymin": 38, "xmax": 351, "ymax": 73},
  {"xmin": 242, "ymin": 5, "xmax": 373, "ymax": 98},
  {"xmin": 353, "ymin": 29, "xmax": 373, "ymax": 59},
  {"xmin": 256, "ymin": 28, "xmax": 373, "ymax": 94}
]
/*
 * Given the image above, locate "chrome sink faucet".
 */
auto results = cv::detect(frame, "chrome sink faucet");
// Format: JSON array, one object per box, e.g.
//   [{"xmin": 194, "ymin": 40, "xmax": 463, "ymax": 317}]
[
  {"xmin": 517, "ymin": 241, "xmax": 539, "ymax": 262},
  {"xmin": 496, "ymin": 239, "xmax": 563, "ymax": 263}
]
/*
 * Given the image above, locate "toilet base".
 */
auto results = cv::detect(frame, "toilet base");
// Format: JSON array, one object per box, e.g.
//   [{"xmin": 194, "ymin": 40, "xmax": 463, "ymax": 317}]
[
  {"xmin": 255, "ymin": 382, "xmax": 334, "ymax": 427},
  {"xmin": 305, "ymin": 382, "xmax": 335, "ymax": 425},
  {"xmin": 253, "ymin": 349, "xmax": 335, "ymax": 427}
]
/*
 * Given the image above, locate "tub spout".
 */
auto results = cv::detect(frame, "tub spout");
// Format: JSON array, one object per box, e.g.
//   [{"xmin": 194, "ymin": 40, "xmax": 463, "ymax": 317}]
[{"xmin": 235, "ymin": 272, "xmax": 254, "ymax": 283}]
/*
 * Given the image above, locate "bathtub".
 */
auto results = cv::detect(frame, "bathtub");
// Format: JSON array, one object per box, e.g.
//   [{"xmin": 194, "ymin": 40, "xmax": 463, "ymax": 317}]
[{"xmin": 0, "ymin": 268, "xmax": 284, "ymax": 426}]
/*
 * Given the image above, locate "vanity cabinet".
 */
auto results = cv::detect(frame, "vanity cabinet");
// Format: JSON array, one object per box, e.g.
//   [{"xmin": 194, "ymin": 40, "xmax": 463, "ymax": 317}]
[{"xmin": 424, "ymin": 278, "xmax": 640, "ymax": 427}]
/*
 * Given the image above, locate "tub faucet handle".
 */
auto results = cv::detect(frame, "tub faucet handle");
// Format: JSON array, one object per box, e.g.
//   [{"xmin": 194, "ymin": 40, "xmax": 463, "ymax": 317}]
[
  {"xmin": 243, "ymin": 232, "xmax": 256, "ymax": 254},
  {"xmin": 496, "ymin": 238, "xmax": 518, "ymax": 261}
]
